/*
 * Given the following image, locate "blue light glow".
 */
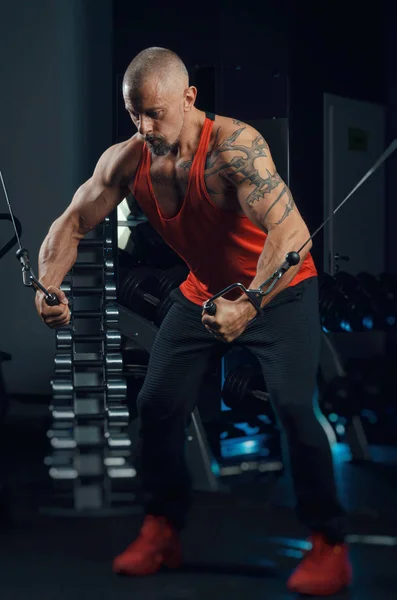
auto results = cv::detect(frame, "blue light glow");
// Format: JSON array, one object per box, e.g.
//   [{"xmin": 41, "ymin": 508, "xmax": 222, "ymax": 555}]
[
  {"xmin": 263, "ymin": 536, "xmax": 312, "ymax": 551},
  {"xmin": 221, "ymin": 436, "xmax": 264, "ymax": 458},
  {"xmin": 336, "ymin": 423, "xmax": 345, "ymax": 435},
  {"xmin": 340, "ymin": 320, "xmax": 352, "ymax": 332},
  {"xmin": 221, "ymin": 399, "xmax": 231, "ymax": 412},
  {"xmin": 234, "ymin": 422, "xmax": 261, "ymax": 436},
  {"xmin": 328, "ymin": 413, "xmax": 339, "ymax": 423},
  {"xmin": 313, "ymin": 385, "xmax": 337, "ymax": 446},
  {"xmin": 211, "ymin": 460, "xmax": 220, "ymax": 476},
  {"xmin": 362, "ymin": 317, "xmax": 373, "ymax": 330},
  {"xmin": 331, "ymin": 442, "xmax": 351, "ymax": 461},
  {"xmin": 241, "ymin": 440, "xmax": 257, "ymax": 449},
  {"xmin": 257, "ymin": 414, "xmax": 272, "ymax": 425}
]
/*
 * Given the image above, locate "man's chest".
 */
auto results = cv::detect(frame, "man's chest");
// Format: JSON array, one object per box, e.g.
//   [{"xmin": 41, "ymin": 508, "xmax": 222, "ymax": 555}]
[{"xmin": 148, "ymin": 155, "xmax": 240, "ymax": 218}]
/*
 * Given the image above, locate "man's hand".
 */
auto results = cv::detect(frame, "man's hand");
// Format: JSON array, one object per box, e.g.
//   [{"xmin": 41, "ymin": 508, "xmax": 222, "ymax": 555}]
[
  {"xmin": 35, "ymin": 286, "xmax": 70, "ymax": 329},
  {"xmin": 201, "ymin": 297, "xmax": 257, "ymax": 343}
]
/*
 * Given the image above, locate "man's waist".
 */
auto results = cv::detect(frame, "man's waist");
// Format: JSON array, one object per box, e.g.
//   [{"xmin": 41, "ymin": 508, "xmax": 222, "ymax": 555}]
[{"xmin": 178, "ymin": 256, "xmax": 317, "ymax": 306}]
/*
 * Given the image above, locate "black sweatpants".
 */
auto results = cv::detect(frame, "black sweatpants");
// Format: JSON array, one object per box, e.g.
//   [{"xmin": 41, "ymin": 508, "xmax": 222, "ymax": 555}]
[{"xmin": 136, "ymin": 276, "xmax": 347, "ymax": 543}]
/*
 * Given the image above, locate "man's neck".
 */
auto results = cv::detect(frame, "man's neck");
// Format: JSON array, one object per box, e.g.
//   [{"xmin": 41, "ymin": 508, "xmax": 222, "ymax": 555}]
[{"xmin": 174, "ymin": 108, "xmax": 207, "ymax": 160}]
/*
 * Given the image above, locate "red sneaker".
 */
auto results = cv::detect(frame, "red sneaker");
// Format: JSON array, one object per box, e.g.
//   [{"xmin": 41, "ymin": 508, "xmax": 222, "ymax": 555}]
[
  {"xmin": 287, "ymin": 533, "xmax": 352, "ymax": 596},
  {"xmin": 112, "ymin": 515, "xmax": 182, "ymax": 576}
]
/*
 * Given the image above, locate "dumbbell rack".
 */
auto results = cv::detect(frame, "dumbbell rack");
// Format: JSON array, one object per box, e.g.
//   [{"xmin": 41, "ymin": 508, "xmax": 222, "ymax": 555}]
[{"xmin": 46, "ymin": 217, "xmax": 137, "ymax": 514}]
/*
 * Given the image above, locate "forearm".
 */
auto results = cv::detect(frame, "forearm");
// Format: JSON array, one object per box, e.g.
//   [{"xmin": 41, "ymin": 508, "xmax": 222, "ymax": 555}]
[
  {"xmin": 38, "ymin": 214, "xmax": 83, "ymax": 290},
  {"xmin": 236, "ymin": 227, "xmax": 312, "ymax": 313}
]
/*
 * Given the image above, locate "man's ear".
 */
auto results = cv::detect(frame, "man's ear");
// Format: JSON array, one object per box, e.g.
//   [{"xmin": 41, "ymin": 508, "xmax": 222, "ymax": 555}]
[{"xmin": 184, "ymin": 86, "xmax": 197, "ymax": 112}]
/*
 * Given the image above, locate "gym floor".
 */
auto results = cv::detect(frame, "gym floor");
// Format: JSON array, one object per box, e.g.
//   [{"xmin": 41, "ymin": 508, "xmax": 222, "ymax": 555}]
[{"xmin": 1, "ymin": 401, "xmax": 397, "ymax": 600}]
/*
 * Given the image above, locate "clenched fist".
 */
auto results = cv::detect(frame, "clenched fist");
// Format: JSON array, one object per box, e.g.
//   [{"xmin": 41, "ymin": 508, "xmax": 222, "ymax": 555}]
[
  {"xmin": 35, "ymin": 286, "xmax": 70, "ymax": 329},
  {"xmin": 201, "ymin": 296, "xmax": 257, "ymax": 342}
]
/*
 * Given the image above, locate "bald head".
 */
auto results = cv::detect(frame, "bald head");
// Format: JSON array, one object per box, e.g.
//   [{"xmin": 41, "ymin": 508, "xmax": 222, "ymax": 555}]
[
  {"xmin": 123, "ymin": 48, "xmax": 197, "ymax": 157},
  {"xmin": 123, "ymin": 47, "xmax": 189, "ymax": 96}
]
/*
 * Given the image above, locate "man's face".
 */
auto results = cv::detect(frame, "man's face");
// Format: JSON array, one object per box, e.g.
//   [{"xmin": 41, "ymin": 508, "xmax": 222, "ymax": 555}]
[{"xmin": 124, "ymin": 76, "xmax": 185, "ymax": 156}]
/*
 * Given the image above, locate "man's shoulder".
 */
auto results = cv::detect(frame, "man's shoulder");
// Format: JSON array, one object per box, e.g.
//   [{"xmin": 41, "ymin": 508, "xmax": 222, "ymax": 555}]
[
  {"xmin": 210, "ymin": 114, "xmax": 266, "ymax": 153},
  {"xmin": 108, "ymin": 134, "xmax": 144, "ymax": 172},
  {"xmin": 212, "ymin": 113, "xmax": 251, "ymax": 130},
  {"xmin": 101, "ymin": 135, "xmax": 144, "ymax": 185}
]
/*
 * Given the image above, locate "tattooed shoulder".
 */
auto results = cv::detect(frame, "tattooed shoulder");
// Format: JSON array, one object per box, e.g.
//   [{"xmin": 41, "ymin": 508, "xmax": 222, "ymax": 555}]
[
  {"xmin": 178, "ymin": 159, "xmax": 193, "ymax": 171},
  {"xmin": 204, "ymin": 126, "xmax": 270, "ymax": 184},
  {"xmin": 202, "ymin": 125, "xmax": 295, "ymax": 227}
]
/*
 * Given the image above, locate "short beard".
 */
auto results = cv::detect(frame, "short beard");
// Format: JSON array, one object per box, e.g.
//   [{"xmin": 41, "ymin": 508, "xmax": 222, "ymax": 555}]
[
  {"xmin": 145, "ymin": 135, "xmax": 179, "ymax": 157},
  {"xmin": 145, "ymin": 112, "xmax": 185, "ymax": 156}
]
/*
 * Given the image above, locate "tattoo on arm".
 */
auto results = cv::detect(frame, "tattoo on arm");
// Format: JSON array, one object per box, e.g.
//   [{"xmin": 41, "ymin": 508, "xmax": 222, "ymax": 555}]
[
  {"xmin": 178, "ymin": 126, "xmax": 270, "ymax": 198},
  {"xmin": 178, "ymin": 154, "xmax": 220, "ymax": 195},
  {"xmin": 260, "ymin": 186, "xmax": 294, "ymax": 229},
  {"xmin": 205, "ymin": 127, "xmax": 270, "ymax": 180},
  {"xmin": 179, "ymin": 159, "xmax": 193, "ymax": 171},
  {"xmin": 178, "ymin": 151, "xmax": 221, "ymax": 195},
  {"xmin": 177, "ymin": 126, "xmax": 284, "ymax": 219},
  {"xmin": 204, "ymin": 126, "xmax": 294, "ymax": 225},
  {"xmin": 233, "ymin": 118, "xmax": 243, "ymax": 125},
  {"xmin": 203, "ymin": 128, "xmax": 223, "ymax": 194},
  {"xmin": 176, "ymin": 139, "xmax": 222, "ymax": 195}
]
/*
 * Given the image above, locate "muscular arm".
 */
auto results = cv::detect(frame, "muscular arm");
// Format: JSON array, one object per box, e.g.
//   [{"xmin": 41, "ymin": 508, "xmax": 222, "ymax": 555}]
[
  {"xmin": 38, "ymin": 144, "xmax": 132, "ymax": 289},
  {"xmin": 212, "ymin": 125, "xmax": 312, "ymax": 310}
]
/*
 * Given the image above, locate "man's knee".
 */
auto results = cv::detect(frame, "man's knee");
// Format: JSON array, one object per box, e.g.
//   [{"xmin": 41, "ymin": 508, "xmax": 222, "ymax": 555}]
[
  {"xmin": 136, "ymin": 388, "xmax": 159, "ymax": 422},
  {"xmin": 271, "ymin": 388, "xmax": 317, "ymax": 428},
  {"xmin": 137, "ymin": 386, "xmax": 186, "ymax": 427}
]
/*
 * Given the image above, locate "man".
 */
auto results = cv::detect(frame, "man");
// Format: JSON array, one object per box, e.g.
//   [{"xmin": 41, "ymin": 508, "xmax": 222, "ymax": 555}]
[{"xmin": 35, "ymin": 47, "xmax": 351, "ymax": 595}]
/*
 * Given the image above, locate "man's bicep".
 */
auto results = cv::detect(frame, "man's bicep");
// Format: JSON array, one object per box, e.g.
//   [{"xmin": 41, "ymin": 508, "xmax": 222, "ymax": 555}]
[
  {"xmin": 68, "ymin": 177, "xmax": 129, "ymax": 235},
  {"xmin": 66, "ymin": 145, "xmax": 131, "ymax": 234},
  {"xmin": 216, "ymin": 128, "xmax": 298, "ymax": 233},
  {"xmin": 236, "ymin": 165, "xmax": 296, "ymax": 234}
]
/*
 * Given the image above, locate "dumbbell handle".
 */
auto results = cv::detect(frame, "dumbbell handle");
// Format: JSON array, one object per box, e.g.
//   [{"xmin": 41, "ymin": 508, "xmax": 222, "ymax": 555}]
[
  {"xmin": 204, "ymin": 252, "xmax": 300, "ymax": 316},
  {"xmin": 146, "ymin": 292, "xmax": 160, "ymax": 307},
  {"xmin": 223, "ymin": 386, "xmax": 269, "ymax": 407},
  {"xmin": 205, "ymin": 301, "xmax": 216, "ymax": 316},
  {"xmin": 249, "ymin": 389, "xmax": 270, "ymax": 402},
  {"xmin": 128, "ymin": 278, "xmax": 162, "ymax": 308},
  {"xmin": 45, "ymin": 293, "xmax": 60, "ymax": 306},
  {"xmin": 139, "ymin": 290, "xmax": 160, "ymax": 307}
]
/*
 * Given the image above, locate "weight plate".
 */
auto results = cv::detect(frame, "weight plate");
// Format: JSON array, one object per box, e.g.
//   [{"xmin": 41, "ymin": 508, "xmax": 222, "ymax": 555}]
[
  {"xmin": 157, "ymin": 265, "xmax": 189, "ymax": 299},
  {"xmin": 154, "ymin": 294, "xmax": 175, "ymax": 326},
  {"xmin": 119, "ymin": 267, "xmax": 161, "ymax": 321}
]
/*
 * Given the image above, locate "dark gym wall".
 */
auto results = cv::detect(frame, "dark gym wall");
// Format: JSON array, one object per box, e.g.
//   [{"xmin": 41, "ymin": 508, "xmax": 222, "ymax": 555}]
[
  {"xmin": 113, "ymin": 0, "xmax": 219, "ymax": 143},
  {"xmin": 385, "ymin": 11, "xmax": 397, "ymax": 274},
  {"xmin": 288, "ymin": 2, "xmax": 387, "ymax": 271},
  {"xmin": 385, "ymin": 10, "xmax": 397, "ymax": 354},
  {"xmin": 0, "ymin": 0, "xmax": 113, "ymax": 395},
  {"xmin": 212, "ymin": 5, "xmax": 289, "ymax": 119},
  {"xmin": 113, "ymin": 0, "xmax": 290, "ymax": 138}
]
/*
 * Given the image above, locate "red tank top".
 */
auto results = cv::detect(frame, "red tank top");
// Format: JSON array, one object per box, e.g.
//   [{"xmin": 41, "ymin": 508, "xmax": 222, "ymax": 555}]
[{"xmin": 132, "ymin": 114, "xmax": 317, "ymax": 306}]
